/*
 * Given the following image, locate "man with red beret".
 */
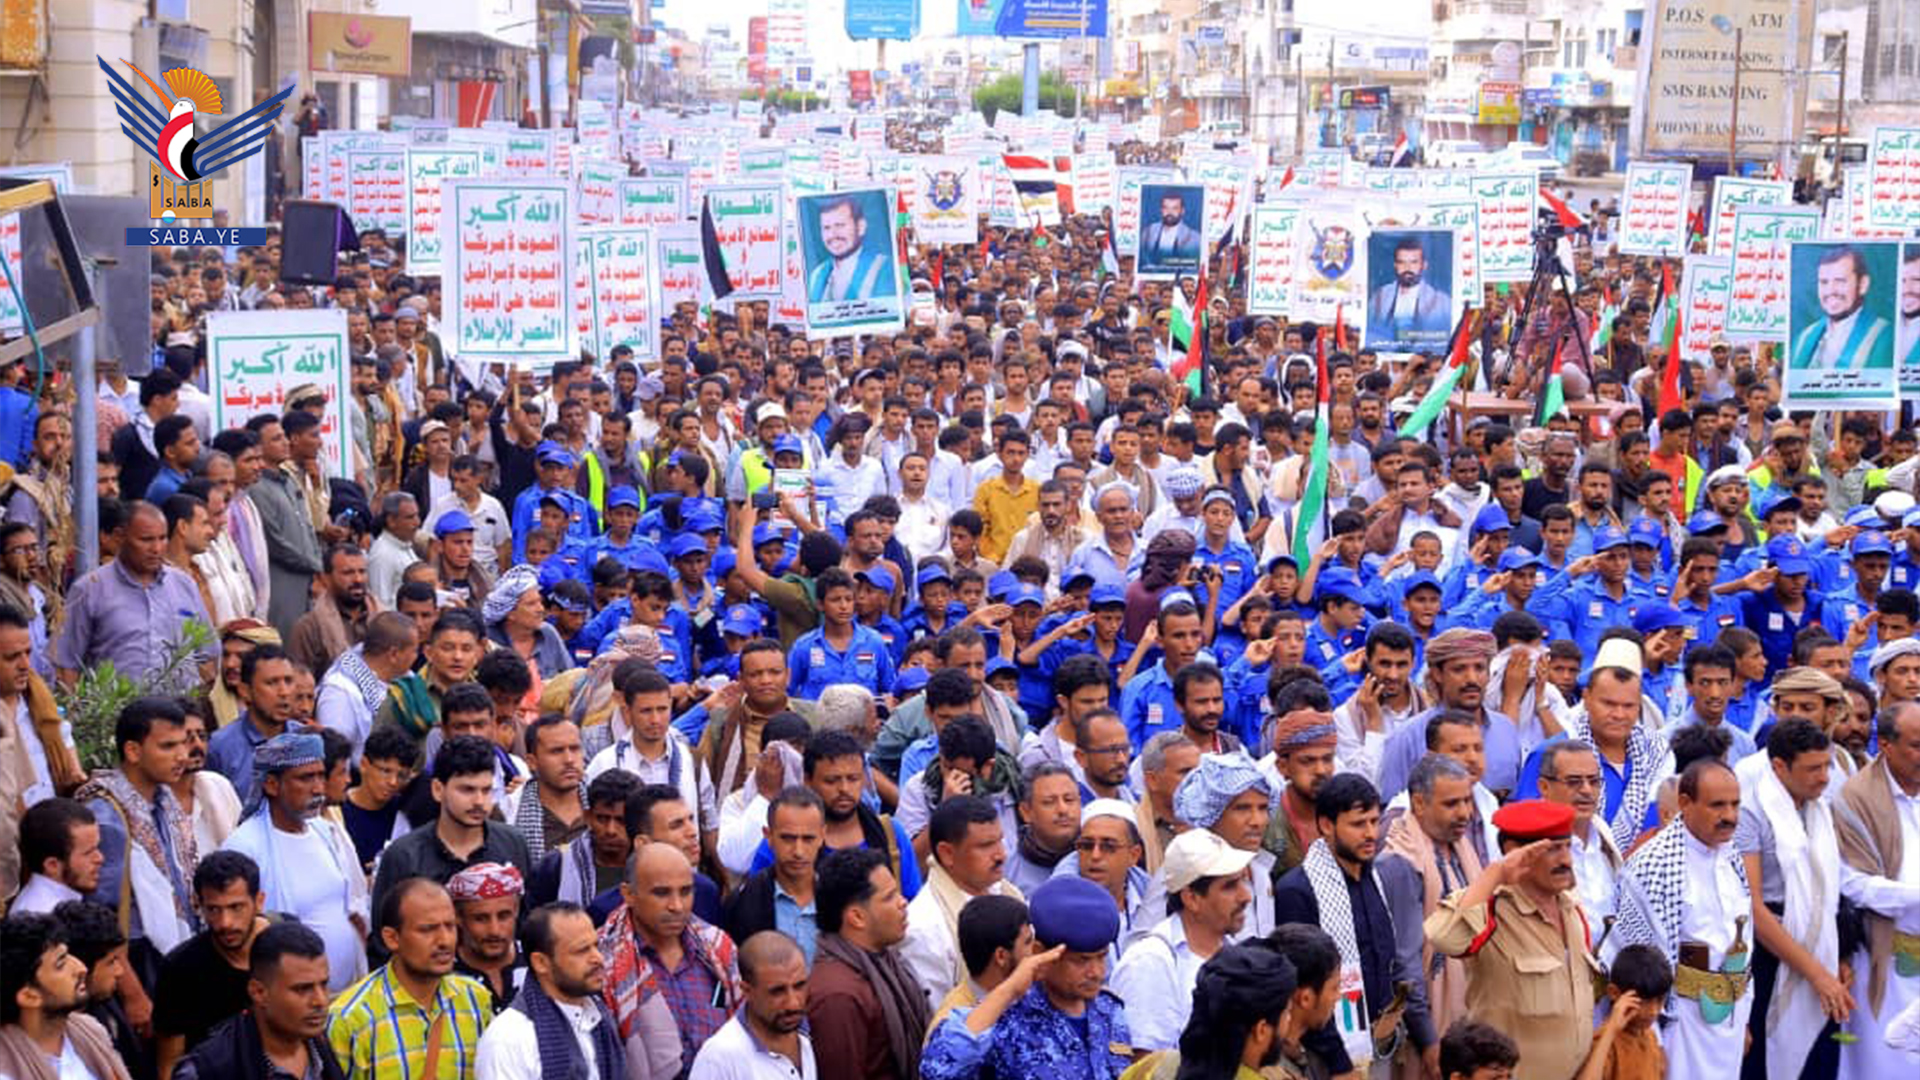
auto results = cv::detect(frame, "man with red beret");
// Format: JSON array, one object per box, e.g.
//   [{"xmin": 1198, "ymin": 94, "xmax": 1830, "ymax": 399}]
[{"xmin": 1424, "ymin": 798, "xmax": 1599, "ymax": 1080}]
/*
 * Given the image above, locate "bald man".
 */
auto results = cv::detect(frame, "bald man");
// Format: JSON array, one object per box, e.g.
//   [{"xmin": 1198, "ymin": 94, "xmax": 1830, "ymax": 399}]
[
  {"xmin": 692, "ymin": 931, "xmax": 815, "ymax": 1079},
  {"xmin": 599, "ymin": 843, "xmax": 743, "ymax": 1080}
]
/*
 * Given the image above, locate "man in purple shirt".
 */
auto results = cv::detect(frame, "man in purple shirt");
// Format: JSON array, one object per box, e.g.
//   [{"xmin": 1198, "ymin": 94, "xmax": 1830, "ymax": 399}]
[{"xmin": 54, "ymin": 501, "xmax": 215, "ymax": 692}]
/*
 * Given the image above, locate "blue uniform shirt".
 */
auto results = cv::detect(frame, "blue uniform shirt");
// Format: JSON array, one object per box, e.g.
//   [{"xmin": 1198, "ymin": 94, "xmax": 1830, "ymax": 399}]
[
  {"xmin": 1530, "ymin": 573, "xmax": 1651, "ymax": 657},
  {"xmin": 1738, "ymin": 588, "xmax": 1822, "ymax": 678},
  {"xmin": 921, "ymin": 985, "xmax": 1131, "ymax": 1080},
  {"xmin": 1119, "ymin": 660, "xmax": 1184, "ymax": 749},
  {"xmin": 1674, "ymin": 592, "xmax": 1743, "ymax": 648},
  {"xmin": 510, "ymin": 485, "xmax": 600, "ymax": 562},
  {"xmin": 787, "ymin": 623, "xmax": 897, "ymax": 700}
]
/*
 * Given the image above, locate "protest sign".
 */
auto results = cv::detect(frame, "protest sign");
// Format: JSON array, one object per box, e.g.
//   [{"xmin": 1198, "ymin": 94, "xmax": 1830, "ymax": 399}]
[
  {"xmin": 655, "ymin": 228, "xmax": 708, "ymax": 311},
  {"xmin": 1115, "ymin": 167, "xmax": 1179, "ymax": 255},
  {"xmin": 703, "ymin": 184, "xmax": 786, "ymax": 299},
  {"xmin": 1073, "ymin": 153, "xmax": 1116, "ymax": 215},
  {"xmin": 347, "ymin": 149, "xmax": 407, "ymax": 237},
  {"xmin": 584, "ymin": 227, "xmax": 660, "ymax": 362},
  {"xmin": 302, "ymin": 137, "xmax": 322, "ymax": 199},
  {"xmin": 1363, "ymin": 229, "xmax": 1458, "ymax": 353},
  {"xmin": 404, "ymin": 147, "xmax": 483, "ymax": 279},
  {"xmin": 443, "ymin": 178, "xmax": 574, "ymax": 363},
  {"xmin": 1296, "ymin": 151, "xmax": 1346, "ymax": 189},
  {"xmin": 1136, "ymin": 183, "xmax": 1206, "ymax": 279},
  {"xmin": 797, "ymin": 189, "xmax": 905, "ymax": 335},
  {"xmin": 1617, "ymin": 162, "xmax": 1691, "ymax": 257},
  {"xmin": 208, "ymin": 310, "xmax": 352, "ymax": 478},
  {"xmin": 1248, "ymin": 203, "xmax": 1303, "ymax": 315},
  {"xmin": 986, "ymin": 159, "xmax": 1020, "ymax": 229},
  {"xmin": 1837, "ymin": 165, "xmax": 1911, "ymax": 239},
  {"xmin": 908, "ymin": 158, "xmax": 980, "ymax": 245},
  {"xmin": 1725, "ymin": 204, "xmax": 1820, "ymax": 341},
  {"xmin": 1678, "ymin": 255, "xmax": 1732, "ymax": 364},
  {"xmin": 1291, "ymin": 203, "xmax": 1370, "ymax": 328},
  {"xmin": 1421, "ymin": 198, "xmax": 1481, "ymax": 298},
  {"xmin": 1191, "ymin": 159, "xmax": 1252, "ymax": 246},
  {"xmin": 576, "ymin": 161, "xmax": 624, "ymax": 225},
  {"xmin": 1470, "ymin": 172, "xmax": 1537, "ymax": 283},
  {"xmin": 1360, "ymin": 169, "xmax": 1425, "ymax": 199},
  {"xmin": 503, "ymin": 130, "xmax": 556, "ymax": 177},
  {"xmin": 1903, "ymin": 243, "xmax": 1920, "ymax": 394},
  {"xmin": 619, "ymin": 177, "xmax": 687, "ymax": 229},
  {"xmin": 1867, "ymin": 126, "xmax": 1920, "ymax": 231},
  {"xmin": 739, "ymin": 145, "xmax": 789, "ymax": 178},
  {"xmin": 573, "ymin": 236, "xmax": 594, "ymax": 359},
  {"xmin": 1783, "ymin": 240, "xmax": 1901, "ymax": 410},
  {"xmin": 1706, "ymin": 177, "xmax": 1790, "ymax": 258}
]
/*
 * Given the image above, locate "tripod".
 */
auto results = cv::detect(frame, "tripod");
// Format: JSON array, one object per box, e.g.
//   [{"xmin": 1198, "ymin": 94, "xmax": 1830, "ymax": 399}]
[{"xmin": 1492, "ymin": 230, "xmax": 1596, "ymax": 412}]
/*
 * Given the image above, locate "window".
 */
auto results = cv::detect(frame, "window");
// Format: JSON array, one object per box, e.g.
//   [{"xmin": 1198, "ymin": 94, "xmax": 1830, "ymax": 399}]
[{"xmin": 1822, "ymin": 35, "xmax": 1845, "ymax": 64}]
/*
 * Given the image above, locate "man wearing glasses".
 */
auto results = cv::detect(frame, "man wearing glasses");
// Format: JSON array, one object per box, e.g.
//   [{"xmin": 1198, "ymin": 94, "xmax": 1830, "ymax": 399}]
[{"xmin": 1535, "ymin": 739, "xmax": 1622, "ymax": 926}]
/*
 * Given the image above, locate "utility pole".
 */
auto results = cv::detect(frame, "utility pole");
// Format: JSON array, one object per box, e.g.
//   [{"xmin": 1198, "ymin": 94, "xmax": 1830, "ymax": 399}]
[
  {"xmin": 1326, "ymin": 40, "xmax": 1335, "ymax": 149},
  {"xmin": 1832, "ymin": 30, "xmax": 1848, "ymax": 172},
  {"xmin": 1295, "ymin": 51, "xmax": 1305, "ymax": 155},
  {"xmin": 1728, "ymin": 27, "xmax": 1743, "ymax": 175}
]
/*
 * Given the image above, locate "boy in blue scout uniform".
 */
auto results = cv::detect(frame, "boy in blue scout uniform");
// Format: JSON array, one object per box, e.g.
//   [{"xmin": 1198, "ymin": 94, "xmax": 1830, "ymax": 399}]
[
  {"xmin": 903, "ymin": 564, "xmax": 967, "ymax": 642},
  {"xmin": 585, "ymin": 485, "xmax": 653, "ymax": 576},
  {"xmin": 1441, "ymin": 505, "xmax": 1513, "ymax": 608},
  {"xmin": 1303, "ymin": 568, "xmax": 1371, "ymax": 668},
  {"xmin": 1821, "ymin": 529, "xmax": 1893, "ymax": 653},
  {"xmin": 1448, "ymin": 547, "xmax": 1547, "ymax": 632},
  {"xmin": 1671, "ymin": 536, "xmax": 1744, "ymax": 646},
  {"xmin": 1729, "ymin": 535, "xmax": 1825, "ymax": 677},
  {"xmin": 1031, "ymin": 583, "xmax": 1135, "ymax": 696},
  {"xmin": 1887, "ymin": 508, "xmax": 1920, "ymax": 591},
  {"xmin": 1632, "ymin": 603, "xmax": 1689, "ymax": 716},
  {"xmin": 1192, "ymin": 489, "xmax": 1260, "ymax": 617},
  {"xmin": 853, "ymin": 565, "xmax": 910, "ymax": 665},
  {"xmin": 1626, "ymin": 517, "xmax": 1674, "ymax": 598},
  {"xmin": 698, "ymin": 604, "xmax": 766, "ymax": 681},
  {"xmin": 510, "ymin": 442, "xmax": 600, "ymax": 562},
  {"xmin": 574, "ymin": 547, "xmax": 675, "ymax": 655},
  {"xmin": 1528, "ymin": 524, "xmax": 1651, "ymax": 657},
  {"xmin": 786, "ymin": 569, "xmax": 897, "ymax": 700}
]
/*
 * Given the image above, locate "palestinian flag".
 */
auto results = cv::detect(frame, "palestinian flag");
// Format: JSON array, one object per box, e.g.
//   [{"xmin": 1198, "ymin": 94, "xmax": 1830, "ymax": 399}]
[
  {"xmin": 1099, "ymin": 229, "xmax": 1119, "ymax": 280},
  {"xmin": 1291, "ymin": 310, "xmax": 1335, "ymax": 559},
  {"xmin": 1590, "ymin": 294, "xmax": 1619, "ymax": 355},
  {"xmin": 1397, "ymin": 307, "xmax": 1476, "ymax": 437},
  {"xmin": 699, "ymin": 196, "xmax": 737, "ymax": 300},
  {"xmin": 1170, "ymin": 273, "xmax": 1207, "ymax": 396},
  {"xmin": 1656, "ymin": 264, "xmax": 1683, "ymax": 413},
  {"xmin": 1536, "ymin": 338, "xmax": 1568, "ymax": 426},
  {"xmin": 1002, "ymin": 154, "xmax": 1061, "ymax": 227},
  {"xmin": 1169, "ymin": 276, "xmax": 1199, "ymax": 353},
  {"xmin": 1649, "ymin": 261, "xmax": 1677, "ymax": 349}
]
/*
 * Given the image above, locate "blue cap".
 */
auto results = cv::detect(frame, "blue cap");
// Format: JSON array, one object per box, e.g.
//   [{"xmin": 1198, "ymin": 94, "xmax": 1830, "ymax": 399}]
[
  {"xmin": 721, "ymin": 604, "xmax": 762, "ymax": 636},
  {"xmin": 1632, "ymin": 603, "xmax": 1689, "ymax": 635},
  {"xmin": 986, "ymin": 655, "xmax": 1018, "ymax": 678},
  {"xmin": 668, "ymin": 534, "xmax": 707, "ymax": 560},
  {"xmin": 1901, "ymin": 507, "xmax": 1920, "ymax": 531},
  {"xmin": 916, "ymin": 564, "xmax": 952, "ymax": 588},
  {"xmin": 1497, "ymin": 547, "xmax": 1545, "ymax": 572},
  {"xmin": 1316, "ymin": 568, "xmax": 1368, "ymax": 605},
  {"xmin": 1767, "ymin": 535, "xmax": 1813, "ymax": 576},
  {"xmin": 1089, "ymin": 583, "xmax": 1126, "ymax": 608},
  {"xmin": 434, "ymin": 509, "xmax": 475, "ymax": 537},
  {"xmin": 753, "ymin": 523, "xmax": 786, "ymax": 548},
  {"xmin": 1758, "ymin": 491, "xmax": 1802, "ymax": 520},
  {"xmin": 770, "ymin": 434, "xmax": 805, "ymax": 457},
  {"xmin": 537, "ymin": 442, "xmax": 577, "ymax": 469},
  {"xmin": 1628, "ymin": 517, "xmax": 1664, "ymax": 548},
  {"xmin": 1845, "ymin": 505, "xmax": 1883, "ymax": 528},
  {"xmin": 686, "ymin": 509, "xmax": 725, "ymax": 534},
  {"xmin": 1265, "ymin": 554, "xmax": 1298, "ymax": 573},
  {"xmin": 1061, "ymin": 567, "xmax": 1096, "ymax": 590},
  {"xmin": 1401, "ymin": 571, "xmax": 1442, "ymax": 596},
  {"xmin": 632, "ymin": 546, "xmax": 672, "ymax": 576},
  {"xmin": 711, "ymin": 547, "xmax": 738, "ymax": 579},
  {"xmin": 546, "ymin": 587, "xmax": 589, "ymax": 614},
  {"xmin": 1592, "ymin": 525, "xmax": 1629, "ymax": 552},
  {"xmin": 988, "ymin": 571, "xmax": 1020, "ymax": 600},
  {"xmin": 1472, "ymin": 504, "xmax": 1512, "ymax": 536},
  {"xmin": 606, "ymin": 485, "xmax": 641, "ymax": 510},
  {"xmin": 1853, "ymin": 530, "xmax": 1894, "ymax": 557},
  {"xmin": 1028, "ymin": 874, "xmax": 1122, "ymax": 952},
  {"xmin": 894, "ymin": 667, "xmax": 930, "ymax": 694},
  {"xmin": 1010, "ymin": 583, "xmax": 1046, "ymax": 607},
  {"xmin": 857, "ymin": 565, "xmax": 897, "ymax": 593},
  {"xmin": 1687, "ymin": 510, "xmax": 1729, "ymax": 536},
  {"xmin": 538, "ymin": 491, "xmax": 570, "ymax": 510}
]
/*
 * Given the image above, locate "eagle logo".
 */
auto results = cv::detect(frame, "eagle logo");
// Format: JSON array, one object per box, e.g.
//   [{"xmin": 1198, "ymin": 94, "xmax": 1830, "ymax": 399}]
[{"xmin": 99, "ymin": 57, "xmax": 293, "ymax": 182}]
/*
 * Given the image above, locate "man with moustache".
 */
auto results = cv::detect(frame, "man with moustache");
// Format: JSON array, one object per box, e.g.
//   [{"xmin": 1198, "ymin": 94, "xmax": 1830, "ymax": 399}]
[
  {"xmin": 809, "ymin": 848, "xmax": 925, "ymax": 1080},
  {"xmin": 173, "ymin": 922, "xmax": 349, "ymax": 1080},
  {"xmin": 692, "ymin": 932, "xmax": 814, "ymax": 1080},
  {"xmin": 1384, "ymin": 754, "xmax": 1484, "ymax": 1034},
  {"xmin": 450, "ymin": 863, "xmax": 526, "ymax": 1018},
  {"xmin": 1608, "ymin": 758, "xmax": 1754, "ymax": 1078},
  {"xmin": 1534, "ymin": 740, "xmax": 1624, "ymax": 927},
  {"xmin": 1112, "ymin": 829, "xmax": 1255, "ymax": 1052},
  {"xmin": 1376, "ymin": 628, "xmax": 1520, "ymax": 803},
  {"xmin": 1898, "ymin": 245, "xmax": 1920, "ymax": 368},
  {"xmin": 476, "ymin": 903, "xmax": 624, "ymax": 1080},
  {"xmin": 220, "ymin": 733, "xmax": 368, "ymax": 993},
  {"xmin": 0, "ymin": 910, "xmax": 131, "ymax": 1080},
  {"xmin": 329, "ymin": 878, "xmax": 496, "ymax": 1080},
  {"xmin": 1425, "ymin": 799, "xmax": 1598, "ymax": 1080}
]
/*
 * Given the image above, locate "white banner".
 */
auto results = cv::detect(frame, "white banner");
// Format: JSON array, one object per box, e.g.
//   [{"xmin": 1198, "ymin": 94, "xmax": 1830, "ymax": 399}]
[
  {"xmin": 1617, "ymin": 161, "xmax": 1692, "ymax": 257},
  {"xmin": 443, "ymin": 179, "xmax": 575, "ymax": 363},
  {"xmin": 208, "ymin": 310, "xmax": 352, "ymax": 478}
]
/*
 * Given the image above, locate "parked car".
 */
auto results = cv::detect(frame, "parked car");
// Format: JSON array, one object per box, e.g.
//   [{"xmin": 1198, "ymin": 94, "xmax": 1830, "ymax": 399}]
[
  {"xmin": 1426, "ymin": 139, "xmax": 1488, "ymax": 170},
  {"xmin": 1487, "ymin": 143, "xmax": 1563, "ymax": 183}
]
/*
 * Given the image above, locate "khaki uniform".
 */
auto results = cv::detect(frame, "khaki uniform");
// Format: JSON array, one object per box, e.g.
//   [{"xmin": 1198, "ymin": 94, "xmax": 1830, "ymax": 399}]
[{"xmin": 1425, "ymin": 885, "xmax": 1600, "ymax": 1080}]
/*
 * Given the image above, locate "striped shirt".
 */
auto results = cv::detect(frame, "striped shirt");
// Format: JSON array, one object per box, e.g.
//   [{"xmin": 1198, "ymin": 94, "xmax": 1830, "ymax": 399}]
[{"xmin": 327, "ymin": 965, "xmax": 495, "ymax": 1080}]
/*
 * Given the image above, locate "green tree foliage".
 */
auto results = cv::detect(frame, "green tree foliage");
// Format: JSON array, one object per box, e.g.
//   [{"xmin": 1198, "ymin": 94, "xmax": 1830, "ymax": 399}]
[{"xmin": 972, "ymin": 71, "xmax": 1078, "ymax": 124}]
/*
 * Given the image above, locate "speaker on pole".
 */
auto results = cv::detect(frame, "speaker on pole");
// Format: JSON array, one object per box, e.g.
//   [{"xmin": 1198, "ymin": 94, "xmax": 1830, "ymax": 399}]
[{"xmin": 279, "ymin": 200, "xmax": 360, "ymax": 286}]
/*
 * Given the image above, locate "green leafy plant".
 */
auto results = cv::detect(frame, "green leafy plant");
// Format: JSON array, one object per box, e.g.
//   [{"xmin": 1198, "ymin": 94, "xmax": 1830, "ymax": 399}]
[
  {"xmin": 59, "ymin": 620, "xmax": 214, "ymax": 772},
  {"xmin": 972, "ymin": 71, "xmax": 1079, "ymax": 124}
]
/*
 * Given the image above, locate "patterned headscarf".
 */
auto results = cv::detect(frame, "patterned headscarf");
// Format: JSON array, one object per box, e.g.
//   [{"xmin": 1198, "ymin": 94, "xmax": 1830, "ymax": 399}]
[
  {"xmin": 1173, "ymin": 752, "xmax": 1271, "ymax": 829},
  {"xmin": 1270, "ymin": 709, "xmax": 1338, "ymax": 755},
  {"xmin": 448, "ymin": 862, "xmax": 524, "ymax": 902},
  {"xmin": 1422, "ymin": 629, "xmax": 1497, "ymax": 697},
  {"xmin": 483, "ymin": 563, "xmax": 543, "ymax": 625}
]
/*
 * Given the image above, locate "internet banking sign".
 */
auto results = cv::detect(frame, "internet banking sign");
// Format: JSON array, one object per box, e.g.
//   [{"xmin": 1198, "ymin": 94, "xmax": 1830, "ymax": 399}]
[{"xmin": 99, "ymin": 56, "xmax": 291, "ymax": 245}]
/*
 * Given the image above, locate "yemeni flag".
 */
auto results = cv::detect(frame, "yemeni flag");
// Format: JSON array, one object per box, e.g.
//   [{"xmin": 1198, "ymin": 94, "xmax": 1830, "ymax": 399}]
[
  {"xmin": 1396, "ymin": 307, "xmax": 1477, "ymax": 437},
  {"xmin": 1535, "ymin": 338, "xmax": 1569, "ymax": 426},
  {"xmin": 1540, "ymin": 187, "xmax": 1586, "ymax": 230},
  {"xmin": 1390, "ymin": 133, "xmax": 1412, "ymax": 167},
  {"xmin": 1170, "ymin": 273, "xmax": 1208, "ymax": 396},
  {"xmin": 1002, "ymin": 154, "xmax": 1061, "ymax": 227},
  {"xmin": 698, "ymin": 196, "xmax": 737, "ymax": 300},
  {"xmin": 1275, "ymin": 165, "xmax": 1296, "ymax": 192},
  {"xmin": 1053, "ymin": 156, "xmax": 1077, "ymax": 216},
  {"xmin": 1291, "ymin": 310, "xmax": 1336, "ymax": 559}
]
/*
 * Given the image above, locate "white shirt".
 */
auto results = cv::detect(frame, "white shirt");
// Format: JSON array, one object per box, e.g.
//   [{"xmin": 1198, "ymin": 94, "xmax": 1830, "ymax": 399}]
[
  {"xmin": 366, "ymin": 530, "xmax": 417, "ymax": 610},
  {"xmin": 900, "ymin": 878, "xmax": 1023, "ymax": 1009},
  {"xmin": 425, "ymin": 491, "xmax": 513, "ymax": 577},
  {"xmin": 1111, "ymin": 915, "xmax": 1208, "ymax": 1051},
  {"xmin": 1840, "ymin": 768, "xmax": 1920, "ymax": 933},
  {"xmin": 221, "ymin": 817, "xmax": 365, "ymax": 991},
  {"xmin": 717, "ymin": 787, "xmax": 773, "ymax": 877},
  {"xmin": 1682, "ymin": 830, "xmax": 1749, "ymax": 965},
  {"xmin": 817, "ymin": 454, "xmax": 887, "ymax": 525},
  {"xmin": 1569, "ymin": 817, "xmax": 1621, "ymax": 926},
  {"xmin": 688, "ymin": 1013, "xmax": 817, "ymax": 1080},
  {"xmin": 585, "ymin": 729, "xmax": 717, "ymax": 836},
  {"xmin": 10, "ymin": 873, "xmax": 82, "ymax": 914},
  {"xmin": 893, "ymin": 493, "xmax": 951, "ymax": 564},
  {"xmin": 317, "ymin": 664, "xmax": 377, "ymax": 763},
  {"xmin": 476, "ymin": 995, "xmax": 605, "ymax": 1080}
]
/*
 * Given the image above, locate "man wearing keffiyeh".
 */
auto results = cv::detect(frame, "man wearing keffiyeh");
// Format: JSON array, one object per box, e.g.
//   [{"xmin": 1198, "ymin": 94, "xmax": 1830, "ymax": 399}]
[
  {"xmin": 451, "ymin": 861, "xmax": 527, "ymax": 1015},
  {"xmin": 1376, "ymin": 628, "xmax": 1523, "ymax": 802},
  {"xmin": 1608, "ymin": 758, "xmax": 1754, "ymax": 1079}
]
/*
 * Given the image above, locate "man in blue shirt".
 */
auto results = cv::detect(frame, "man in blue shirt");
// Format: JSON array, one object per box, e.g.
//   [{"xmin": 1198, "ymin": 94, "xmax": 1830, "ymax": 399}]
[
  {"xmin": 787, "ymin": 567, "xmax": 897, "ymax": 700},
  {"xmin": 1821, "ymin": 529, "xmax": 1892, "ymax": 652},
  {"xmin": 1118, "ymin": 596, "xmax": 1208, "ymax": 748},
  {"xmin": 1661, "ymin": 642, "xmax": 1757, "ymax": 759},
  {"xmin": 1671, "ymin": 536, "xmax": 1744, "ymax": 649},
  {"xmin": 1630, "ymin": 603, "xmax": 1688, "ymax": 717},
  {"xmin": 1529, "ymin": 524, "xmax": 1650, "ymax": 657},
  {"xmin": 510, "ymin": 442, "xmax": 599, "ymax": 562},
  {"xmin": 1730, "ymin": 535, "xmax": 1823, "ymax": 677},
  {"xmin": 1374, "ymin": 627, "xmax": 1520, "ymax": 800}
]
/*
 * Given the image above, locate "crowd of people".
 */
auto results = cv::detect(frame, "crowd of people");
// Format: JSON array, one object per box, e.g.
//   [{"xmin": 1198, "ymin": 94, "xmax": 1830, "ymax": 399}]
[{"xmin": 1, "ymin": 118, "xmax": 1918, "ymax": 1080}]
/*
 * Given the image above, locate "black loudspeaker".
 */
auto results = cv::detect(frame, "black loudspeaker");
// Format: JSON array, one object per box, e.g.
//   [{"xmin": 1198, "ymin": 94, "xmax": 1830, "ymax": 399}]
[{"xmin": 279, "ymin": 200, "xmax": 359, "ymax": 286}]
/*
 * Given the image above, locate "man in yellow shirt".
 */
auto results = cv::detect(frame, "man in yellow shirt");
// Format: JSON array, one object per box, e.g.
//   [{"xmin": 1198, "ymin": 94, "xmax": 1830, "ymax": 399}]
[{"xmin": 974, "ymin": 431, "xmax": 1039, "ymax": 564}]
